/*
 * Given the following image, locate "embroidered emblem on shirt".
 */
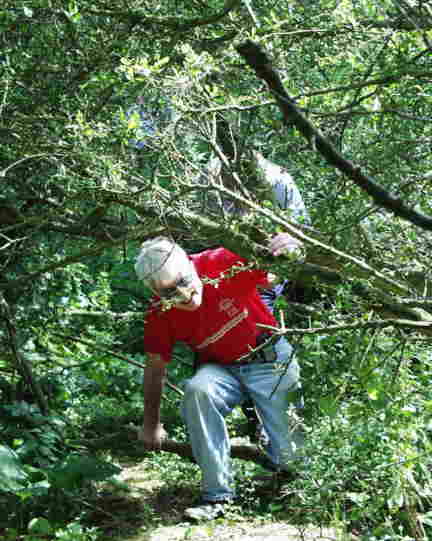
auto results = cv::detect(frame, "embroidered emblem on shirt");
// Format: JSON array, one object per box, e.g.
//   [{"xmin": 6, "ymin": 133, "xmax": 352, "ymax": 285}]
[
  {"xmin": 219, "ymin": 298, "xmax": 239, "ymax": 318},
  {"xmin": 196, "ymin": 308, "xmax": 249, "ymax": 350}
]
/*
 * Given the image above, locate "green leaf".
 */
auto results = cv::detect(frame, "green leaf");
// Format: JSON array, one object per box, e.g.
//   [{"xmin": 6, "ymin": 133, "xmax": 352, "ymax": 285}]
[
  {"xmin": 346, "ymin": 492, "xmax": 369, "ymax": 504},
  {"xmin": 318, "ymin": 397, "xmax": 339, "ymax": 418},
  {"xmin": 0, "ymin": 445, "xmax": 28, "ymax": 493},
  {"xmin": 48, "ymin": 455, "xmax": 121, "ymax": 489},
  {"xmin": 387, "ymin": 487, "xmax": 404, "ymax": 510},
  {"xmin": 419, "ymin": 512, "xmax": 432, "ymax": 527},
  {"xmin": 28, "ymin": 517, "xmax": 53, "ymax": 535}
]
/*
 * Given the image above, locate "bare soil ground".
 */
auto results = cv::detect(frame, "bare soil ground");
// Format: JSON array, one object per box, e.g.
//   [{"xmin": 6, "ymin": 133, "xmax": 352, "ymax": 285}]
[{"xmin": 90, "ymin": 460, "xmax": 352, "ymax": 541}]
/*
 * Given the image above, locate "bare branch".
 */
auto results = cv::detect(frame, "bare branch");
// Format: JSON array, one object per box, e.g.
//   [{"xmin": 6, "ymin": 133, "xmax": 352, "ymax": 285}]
[
  {"xmin": 258, "ymin": 318, "xmax": 432, "ymax": 336},
  {"xmin": 87, "ymin": 428, "xmax": 273, "ymax": 469},
  {"xmin": 268, "ymin": 16, "xmax": 432, "ymax": 37},
  {"xmin": 0, "ymin": 224, "xmax": 167, "ymax": 292},
  {"xmin": 0, "ymin": 292, "xmax": 49, "ymax": 414},
  {"xmin": 51, "ymin": 332, "xmax": 183, "ymax": 396},
  {"xmin": 294, "ymin": 71, "xmax": 432, "ymax": 100}
]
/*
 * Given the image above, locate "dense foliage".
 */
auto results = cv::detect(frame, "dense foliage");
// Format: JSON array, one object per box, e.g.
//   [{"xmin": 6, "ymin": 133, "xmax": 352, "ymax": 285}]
[{"xmin": 1, "ymin": 0, "xmax": 432, "ymax": 539}]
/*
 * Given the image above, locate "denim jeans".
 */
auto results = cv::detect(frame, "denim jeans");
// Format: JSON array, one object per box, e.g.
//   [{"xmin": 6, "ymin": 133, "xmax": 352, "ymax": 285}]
[{"xmin": 181, "ymin": 338, "xmax": 303, "ymax": 502}]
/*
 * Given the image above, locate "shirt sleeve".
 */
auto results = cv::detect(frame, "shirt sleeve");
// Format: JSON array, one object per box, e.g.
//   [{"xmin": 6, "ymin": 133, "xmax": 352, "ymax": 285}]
[
  {"xmin": 272, "ymin": 171, "xmax": 310, "ymax": 224},
  {"xmin": 254, "ymin": 153, "xmax": 309, "ymax": 224},
  {"xmin": 202, "ymin": 247, "xmax": 269, "ymax": 295},
  {"xmin": 143, "ymin": 307, "xmax": 175, "ymax": 363}
]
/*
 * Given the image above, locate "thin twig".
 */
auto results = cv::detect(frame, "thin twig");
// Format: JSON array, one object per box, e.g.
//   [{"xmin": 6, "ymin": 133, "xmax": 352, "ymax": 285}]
[{"xmin": 52, "ymin": 332, "xmax": 183, "ymax": 396}]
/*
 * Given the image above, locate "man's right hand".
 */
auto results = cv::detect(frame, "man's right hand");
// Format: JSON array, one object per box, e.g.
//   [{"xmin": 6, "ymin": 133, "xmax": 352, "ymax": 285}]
[{"xmin": 137, "ymin": 423, "xmax": 167, "ymax": 451}]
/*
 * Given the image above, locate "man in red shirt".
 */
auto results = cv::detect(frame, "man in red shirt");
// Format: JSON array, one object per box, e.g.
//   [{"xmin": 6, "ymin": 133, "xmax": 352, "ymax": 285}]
[{"xmin": 135, "ymin": 235, "xmax": 304, "ymax": 520}]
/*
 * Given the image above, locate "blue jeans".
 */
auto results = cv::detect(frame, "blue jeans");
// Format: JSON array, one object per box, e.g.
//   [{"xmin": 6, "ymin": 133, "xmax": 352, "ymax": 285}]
[{"xmin": 181, "ymin": 338, "xmax": 303, "ymax": 502}]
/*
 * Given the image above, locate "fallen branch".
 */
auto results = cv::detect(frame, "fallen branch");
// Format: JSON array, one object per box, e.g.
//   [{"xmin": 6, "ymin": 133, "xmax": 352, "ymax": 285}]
[
  {"xmin": 157, "ymin": 439, "xmax": 271, "ymax": 468},
  {"xmin": 86, "ymin": 428, "xmax": 273, "ymax": 469}
]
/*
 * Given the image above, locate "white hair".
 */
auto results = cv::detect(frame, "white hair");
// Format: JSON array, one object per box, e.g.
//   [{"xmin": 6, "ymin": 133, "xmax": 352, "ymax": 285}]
[{"xmin": 135, "ymin": 236, "xmax": 190, "ymax": 287}]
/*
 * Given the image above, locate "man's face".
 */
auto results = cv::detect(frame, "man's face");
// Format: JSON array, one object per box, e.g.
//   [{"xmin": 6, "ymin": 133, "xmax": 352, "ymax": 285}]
[{"xmin": 153, "ymin": 262, "xmax": 203, "ymax": 312}]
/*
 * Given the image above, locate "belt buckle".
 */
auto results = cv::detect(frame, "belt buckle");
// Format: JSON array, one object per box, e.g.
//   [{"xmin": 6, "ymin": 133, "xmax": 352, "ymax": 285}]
[
  {"xmin": 258, "ymin": 344, "xmax": 277, "ymax": 363},
  {"xmin": 256, "ymin": 333, "xmax": 278, "ymax": 363}
]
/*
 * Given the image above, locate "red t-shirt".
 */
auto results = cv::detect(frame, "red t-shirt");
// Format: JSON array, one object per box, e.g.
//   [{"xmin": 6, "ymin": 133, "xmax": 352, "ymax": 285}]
[{"xmin": 143, "ymin": 247, "xmax": 279, "ymax": 365}]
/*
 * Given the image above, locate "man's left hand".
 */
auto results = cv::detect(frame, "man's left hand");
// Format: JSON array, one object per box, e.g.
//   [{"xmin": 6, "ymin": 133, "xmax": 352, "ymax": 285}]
[{"xmin": 269, "ymin": 232, "xmax": 302, "ymax": 257}]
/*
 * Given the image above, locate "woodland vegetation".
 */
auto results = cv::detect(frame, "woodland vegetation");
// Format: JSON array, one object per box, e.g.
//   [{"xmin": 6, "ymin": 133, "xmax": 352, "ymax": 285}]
[{"xmin": 1, "ymin": 1, "xmax": 432, "ymax": 540}]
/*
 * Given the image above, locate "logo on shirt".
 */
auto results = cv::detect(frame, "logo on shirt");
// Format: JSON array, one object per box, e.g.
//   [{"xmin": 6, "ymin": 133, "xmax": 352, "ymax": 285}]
[{"xmin": 219, "ymin": 298, "xmax": 239, "ymax": 318}]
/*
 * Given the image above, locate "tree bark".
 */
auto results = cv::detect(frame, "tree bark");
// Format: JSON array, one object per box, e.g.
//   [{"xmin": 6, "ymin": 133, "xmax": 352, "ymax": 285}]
[{"xmin": 0, "ymin": 292, "xmax": 49, "ymax": 415}]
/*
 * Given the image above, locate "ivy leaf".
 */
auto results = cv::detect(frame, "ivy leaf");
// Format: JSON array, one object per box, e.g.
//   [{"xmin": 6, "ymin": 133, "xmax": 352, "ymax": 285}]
[
  {"xmin": 28, "ymin": 517, "xmax": 53, "ymax": 535},
  {"xmin": 0, "ymin": 445, "xmax": 28, "ymax": 493},
  {"xmin": 318, "ymin": 397, "xmax": 339, "ymax": 418},
  {"xmin": 47, "ymin": 454, "xmax": 121, "ymax": 489}
]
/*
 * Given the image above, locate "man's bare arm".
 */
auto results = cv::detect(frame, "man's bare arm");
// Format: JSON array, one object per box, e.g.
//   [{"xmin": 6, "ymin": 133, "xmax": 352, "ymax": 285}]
[{"xmin": 140, "ymin": 352, "xmax": 167, "ymax": 450}]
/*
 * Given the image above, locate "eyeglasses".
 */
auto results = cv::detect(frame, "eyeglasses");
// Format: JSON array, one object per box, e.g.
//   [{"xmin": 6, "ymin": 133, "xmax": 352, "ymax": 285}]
[{"xmin": 156, "ymin": 273, "xmax": 195, "ymax": 301}]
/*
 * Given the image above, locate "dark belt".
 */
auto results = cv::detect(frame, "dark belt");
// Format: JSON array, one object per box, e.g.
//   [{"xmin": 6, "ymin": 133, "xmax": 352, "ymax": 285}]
[{"xmin": 233, "ymin": 333, "xmax": 279, "ymax": 365}]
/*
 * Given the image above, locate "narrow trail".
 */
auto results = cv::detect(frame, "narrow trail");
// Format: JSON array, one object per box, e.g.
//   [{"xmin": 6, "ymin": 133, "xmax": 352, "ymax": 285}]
[{"xmin": 91, "ymin": 457, "xmax": 346, "ymax": 541}]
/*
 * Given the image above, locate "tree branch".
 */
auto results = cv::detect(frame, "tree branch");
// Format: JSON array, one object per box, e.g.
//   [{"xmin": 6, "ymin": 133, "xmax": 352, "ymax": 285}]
[
  {"xmin": 0, "ymin": 292, "xmax": 49, "ymax": 414},
  {"xmin": 258, "ymin": 317, "xmax": 432, "ymax": 337},
  {"xmin": 0, "ymin": 225, "xmax": 167, "ymax": 292},
  {"xmin": 87, "ymin": 428, "xmax": 272, "ymax": 469},
  {"xmin": 84, "ymin": 0, "xmax": 241, "ymax": 31},
  {"xmin": 270, "ymin": 16, "xmax": 432, "ymax": 37},
  {"xmin": 51, "ymin": 332, "xmax": 184, "ymax": 396}
]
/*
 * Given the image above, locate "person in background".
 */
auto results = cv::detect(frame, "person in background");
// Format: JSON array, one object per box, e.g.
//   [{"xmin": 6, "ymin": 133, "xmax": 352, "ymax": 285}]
[{"xmin": 126, "ymin": 94, "xmax": 173, "ymax": 153}]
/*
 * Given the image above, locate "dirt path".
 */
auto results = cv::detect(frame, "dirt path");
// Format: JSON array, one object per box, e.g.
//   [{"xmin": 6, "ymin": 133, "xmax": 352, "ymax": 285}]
[{"xmin": 94, "ymin": 460, "xmax": 351, "ymax": 541}]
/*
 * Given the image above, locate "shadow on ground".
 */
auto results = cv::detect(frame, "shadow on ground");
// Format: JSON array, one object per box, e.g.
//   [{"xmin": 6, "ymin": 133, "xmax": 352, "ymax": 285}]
[
  {"xmin": 84, "ymin": 460, "xmax": 345, "ymax": 541},
  {"xmin": 83, "ymin": 427, "xmax": 346, "ymax": 540}
]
